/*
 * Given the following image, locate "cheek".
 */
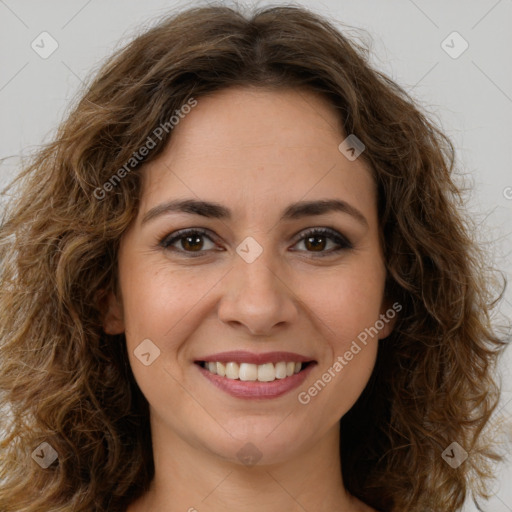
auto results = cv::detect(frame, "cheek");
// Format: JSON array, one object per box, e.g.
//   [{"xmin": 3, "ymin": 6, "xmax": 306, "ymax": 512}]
[
  {"xmin": 118, "ymin": 253, "xmax": 222, "ymax": 356},
  {"xmin": 121, "ymin": 270, "xmax": 175, "ymax": 339},
  {"xmin": 117, "ymin": 261, "xmax": 202, "ymax": 408},
  {"xmin": 294, "ymin": 258, "xmax": 384, "ymax": 409},
  {"xmin": 299, "ymin": 275, "xmax": 381, "ymax": 419},
  {"xmin": 296, "ymin": 260, "xmax": 386, "ymax": 345}
]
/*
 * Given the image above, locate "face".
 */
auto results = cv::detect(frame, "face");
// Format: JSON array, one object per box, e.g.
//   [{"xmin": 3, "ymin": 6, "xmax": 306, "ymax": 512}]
[{"xmin": 103, "ymin": 86, "xmax": 395, "ymax": 466}]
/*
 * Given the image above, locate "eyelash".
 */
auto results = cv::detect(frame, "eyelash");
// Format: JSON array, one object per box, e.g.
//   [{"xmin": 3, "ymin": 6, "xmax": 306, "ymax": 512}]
[{"xmin": 159, "ymin": 227, "xmax": 353, "ymax": 258}]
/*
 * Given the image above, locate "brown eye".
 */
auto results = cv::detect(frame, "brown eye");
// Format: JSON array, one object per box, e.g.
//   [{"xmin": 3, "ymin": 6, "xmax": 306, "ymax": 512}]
[
  {"xmin": 180, "ymin": 234, "xmax": 205, "ymax": 251},
  {"xmin": 304, "ymin": 235, "xmax": 327, "ymax": 252},
  {"xmin": 159, "ymin": 227, "xmax": 352, "ymax": 258},
  {"xmin": 160, "ymin": 228, "xmax": 217, "ymax": 255},
  {"xmin": 293, "ymin": 228, "xmax": 352, "ymax": 256}
]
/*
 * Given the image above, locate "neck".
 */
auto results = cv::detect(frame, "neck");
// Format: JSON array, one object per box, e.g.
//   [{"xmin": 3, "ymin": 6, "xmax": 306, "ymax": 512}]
[{"xmin": 127, "ymin": 415, "xmax": 368, "ymax": 512}]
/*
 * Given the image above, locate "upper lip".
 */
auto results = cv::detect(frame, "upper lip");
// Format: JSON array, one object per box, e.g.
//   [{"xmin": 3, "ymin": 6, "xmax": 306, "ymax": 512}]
[{"xmin": 195, "ymin": 351, "xmax": 315, "ymax": 365}]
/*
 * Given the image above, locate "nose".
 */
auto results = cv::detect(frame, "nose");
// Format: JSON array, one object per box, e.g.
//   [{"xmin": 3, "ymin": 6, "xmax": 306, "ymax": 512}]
[{"xmin": 217, "ymin": 247, "xmax": 299, "ymax": 337}]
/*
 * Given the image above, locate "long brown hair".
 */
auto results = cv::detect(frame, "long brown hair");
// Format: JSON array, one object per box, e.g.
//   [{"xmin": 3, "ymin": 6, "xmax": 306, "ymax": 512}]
[{"xmin": 0, "ymin": 4, "xmax": 509, "ymax": 511}]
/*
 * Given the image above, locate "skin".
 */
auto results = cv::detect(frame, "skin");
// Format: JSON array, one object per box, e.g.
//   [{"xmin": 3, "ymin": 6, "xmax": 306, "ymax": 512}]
[{"xmin": 102, "ymin": 86, "xmax": 394, "ymax": 512}]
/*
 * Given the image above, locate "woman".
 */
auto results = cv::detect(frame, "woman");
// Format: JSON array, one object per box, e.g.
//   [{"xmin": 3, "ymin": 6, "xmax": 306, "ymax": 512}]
[{"xmin": 0, "ymin": 4, "xmax": 508, "ymax": 511}]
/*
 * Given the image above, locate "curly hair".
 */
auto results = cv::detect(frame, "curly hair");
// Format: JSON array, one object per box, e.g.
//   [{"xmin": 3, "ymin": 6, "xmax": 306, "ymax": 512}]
[{"xmin": 0, "ymin": 3, "xmax": 509, "ymax": 511}]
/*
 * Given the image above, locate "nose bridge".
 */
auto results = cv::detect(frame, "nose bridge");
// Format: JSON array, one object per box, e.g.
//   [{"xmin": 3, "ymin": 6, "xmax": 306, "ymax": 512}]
[
  {"xmin": 237, "ymin": 248, "xmax": 280, "ymax": 294},
  {"xmin": 217, "ymin": 238, "xmax": 297, "ymax": 335}
]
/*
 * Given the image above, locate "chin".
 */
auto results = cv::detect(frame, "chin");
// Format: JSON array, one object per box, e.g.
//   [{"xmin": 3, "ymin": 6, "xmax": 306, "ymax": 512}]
[{"xmin": 193, "ymin": 415, "xmax": 322, "ymax": 467}]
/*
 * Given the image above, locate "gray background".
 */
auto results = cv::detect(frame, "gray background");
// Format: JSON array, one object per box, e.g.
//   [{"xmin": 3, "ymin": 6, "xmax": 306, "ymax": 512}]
[{"xmin": 1, "ymin": 0, "xmax": 511, "ymax": 510}]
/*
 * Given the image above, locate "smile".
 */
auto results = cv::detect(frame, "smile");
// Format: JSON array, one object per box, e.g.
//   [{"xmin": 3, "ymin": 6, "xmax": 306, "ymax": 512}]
[
  {"xmin": 199, "ymin": 360, "xmax": 307, "ymax": 382},
  {"xmin": 194, "ymin": 351, "xmax": 316, "ymax": 399}
]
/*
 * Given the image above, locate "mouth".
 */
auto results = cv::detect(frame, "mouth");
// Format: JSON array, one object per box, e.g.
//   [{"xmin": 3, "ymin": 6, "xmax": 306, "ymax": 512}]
[
  {"xmin": 194, "ymin": 351, "xmax": 317, "ymax": 399},
  {"xmin": 196, "ymin": 360, "xmax": 314, "ymax": 382}
]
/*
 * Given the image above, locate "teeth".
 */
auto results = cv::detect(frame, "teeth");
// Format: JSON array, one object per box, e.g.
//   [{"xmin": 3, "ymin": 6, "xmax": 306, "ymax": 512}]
[
  {"xmin": 225, "ymin": 362, "xmax": 239, "ymax": 380},
  {"xmin": 202, "ymin": 361, "xmax": 304, "ymax": 381},
  {"xmin": 275, "ymin": 361, "xmax": 287, "ymax": 379},
  {"xmin": 258, "ymin": 363, "xmax": 275, "ymax": 382},
  {"xmin": 216, "ymin": 362, "xmax": 226, "ymax": 377},
  {"xmin": 239, "ymin": 362, "xmax": 258, "ymax": 381}
]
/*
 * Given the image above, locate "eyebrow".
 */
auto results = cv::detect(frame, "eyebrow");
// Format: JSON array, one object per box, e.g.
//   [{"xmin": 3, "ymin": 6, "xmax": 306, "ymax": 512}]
[{"xmin": 141, "ymin": 198, "xmax": 368, "ymax": 228}]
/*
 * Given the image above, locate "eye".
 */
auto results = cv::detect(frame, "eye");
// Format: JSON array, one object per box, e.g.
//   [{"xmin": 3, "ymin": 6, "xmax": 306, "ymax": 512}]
[
  {"xmin": 159, "ymin": 228, "xmax": 218, "ymax": 256},
  {"xmin": 159, "ymin": 227, "xmax": 352, "ymax": 258},
  {"xmin": 291, "ymin": 227, "xmax": 353, "ymax": 256}
]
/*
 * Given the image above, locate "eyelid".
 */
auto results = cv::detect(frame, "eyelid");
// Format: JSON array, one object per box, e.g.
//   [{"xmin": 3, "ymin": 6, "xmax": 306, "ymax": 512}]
[
  {"xmin": 291, "ymin": 226, "xmax": 352, "ymax": 247},
  {"xmin": 159, "ymin": 226, "xmax": 353, "ymax": 256},
  {"xmin": 159, "ymin": 227, "xmax": 217, "ymax": 249}
]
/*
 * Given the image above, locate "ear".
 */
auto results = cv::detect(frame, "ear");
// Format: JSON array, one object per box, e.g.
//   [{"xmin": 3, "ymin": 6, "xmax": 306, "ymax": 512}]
[
  {"xmin": 96, "ymin": 288, "xmax": 125, "ymax": 335},
  {"xmin": 378, "ymin": 297, "xmax": 400, "ymax": 340}
]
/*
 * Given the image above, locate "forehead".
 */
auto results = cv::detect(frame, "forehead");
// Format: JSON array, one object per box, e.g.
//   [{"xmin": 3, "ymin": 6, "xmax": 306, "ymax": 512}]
[{"xmin": 138, "ymin": 86, "xmax": 376, "ymax": 223}]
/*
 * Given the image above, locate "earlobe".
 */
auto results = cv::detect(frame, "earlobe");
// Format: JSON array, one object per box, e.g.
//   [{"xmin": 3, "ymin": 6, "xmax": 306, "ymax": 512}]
[
  {"xmin": 97, "ymin": 289, "xmax": 125, "ymax": 335},
  {"xmin": 378, "ymin": 299, "xmax": 399, "ymax": 340}
]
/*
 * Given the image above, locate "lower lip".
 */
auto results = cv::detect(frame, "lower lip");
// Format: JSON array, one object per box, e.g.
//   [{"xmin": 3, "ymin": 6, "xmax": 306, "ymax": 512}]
[{"xmin": 197, "ymin": 362, "xmax": 316, "ymax": 399}]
